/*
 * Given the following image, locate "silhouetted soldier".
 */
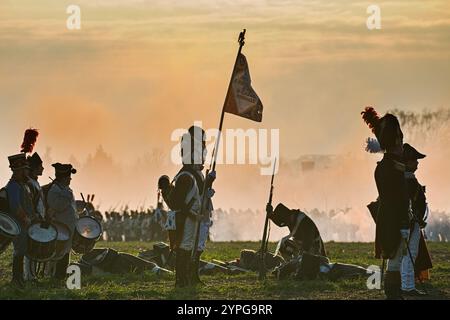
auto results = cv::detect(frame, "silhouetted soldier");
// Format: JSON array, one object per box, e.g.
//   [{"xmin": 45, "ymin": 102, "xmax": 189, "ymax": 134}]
[
  {"xmin": 268, "ymin": 203, "xmax": 326, "ymax": 257},
  {"xmin": 401, "ymin": 143, "xmax": 432, "ymax": 296},
  {"xmin": 159, "ymin": 125, "xmax": 215, "ymax": 287},
  {"xmin": 5, "ymin": 154, "xmax": 37, "ymax": 288},
  {"xmin": 362, "ymin": 107, "xmax": 410, "ymax": 300},
  {"xmin": 24, "ymin": 152, "xmax": 46, "ymax": 282},
  {"xmin": 47, "ymin": 163, "xmax": 78, "ymax": 280}
]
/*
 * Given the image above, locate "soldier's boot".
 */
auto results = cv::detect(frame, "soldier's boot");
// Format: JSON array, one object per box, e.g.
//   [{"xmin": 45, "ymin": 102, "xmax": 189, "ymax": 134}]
[
  {"xmin": 11, "ymin": 255, "xmax": 25, "ymax": 289},
  {"xmin": 175, "ymin": 248, "xmax": 190, "ymax": 288},
  {"xmin": 384, "ymin": 271, "xmax": 404, "ymax": 300},
  {"xmin": 190, "ymin": 250, "xmax": 204, "ymax": 285},
  {"xmin": 402, "ymin": 288, "xmax": 427, "ymax": 297}
]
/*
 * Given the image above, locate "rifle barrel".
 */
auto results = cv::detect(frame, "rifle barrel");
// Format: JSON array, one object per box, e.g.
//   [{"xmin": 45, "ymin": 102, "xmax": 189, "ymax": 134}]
[{"xmin": 258, "ymin": 157, "xmax": 277, "ymax": 280}]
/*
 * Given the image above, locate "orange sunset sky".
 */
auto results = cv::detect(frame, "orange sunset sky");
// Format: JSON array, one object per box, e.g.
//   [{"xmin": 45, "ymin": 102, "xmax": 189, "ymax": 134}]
[{"xmin": 1, "ymin": 0, "xmax": 449, "ymax": 220}]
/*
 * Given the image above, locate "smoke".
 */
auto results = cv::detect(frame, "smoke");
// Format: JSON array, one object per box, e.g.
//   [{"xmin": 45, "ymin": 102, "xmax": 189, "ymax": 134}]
[
  {"xmin": 7, "ymin": 106, "xmax": 444, "ymax": 243},
  {"xmin": 210, "ymin": 152, "xmax": 378, "ymax": 242},
  {"xmin": 1, "ymin": 106, "xmax": 443, "ymax": 243},
  {"xmin": 1, "ymin": 0, "xmax": 449, "ymax": 245},
  {"xmin": 209, "ymin": 108, "xmax": 450, "ymax": 242}
]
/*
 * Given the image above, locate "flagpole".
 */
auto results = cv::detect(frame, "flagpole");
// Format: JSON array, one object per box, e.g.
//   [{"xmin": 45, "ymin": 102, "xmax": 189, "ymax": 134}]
[
  {"xmin": 190, "ymin": 29, "xmax": 246, "ymax": 262},
  {"xmin": 211, "ymin": 28, "xmax": 246, "ymax": 171}
]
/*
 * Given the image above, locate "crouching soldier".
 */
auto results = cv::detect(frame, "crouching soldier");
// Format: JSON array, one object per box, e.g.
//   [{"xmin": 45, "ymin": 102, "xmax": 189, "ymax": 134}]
[
  {"xmin": 267, "ymin": 203, "xmax": 326, "ymax": 258},
  {"xmin": 46, "ymin": 163, "xmax": 78, "ymax": 280},
  {"xmin": 159, "ymin": 125, "xmax": 215, "ymax": 288}
]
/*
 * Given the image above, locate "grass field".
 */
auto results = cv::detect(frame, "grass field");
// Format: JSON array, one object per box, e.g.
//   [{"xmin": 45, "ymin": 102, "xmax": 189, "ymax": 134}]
[{"xmin": 0, "ymin": 241, "xmax": 449, "ymax": 300}]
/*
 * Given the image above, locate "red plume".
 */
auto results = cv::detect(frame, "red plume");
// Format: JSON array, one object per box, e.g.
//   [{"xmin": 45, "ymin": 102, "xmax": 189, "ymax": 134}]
[
  {"xmin": 20, "ymin": 128, "xmax": 39, "ymax": 153},
  {"xmin": 361, "ymin": 106, "xmax": 380, "ymax": 134}
]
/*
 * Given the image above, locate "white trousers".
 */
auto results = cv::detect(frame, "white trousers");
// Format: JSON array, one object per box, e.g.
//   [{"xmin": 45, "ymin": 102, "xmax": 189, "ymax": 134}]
[
  {"xmin": 179, "ymin": 217, "xmax": 211, "ymax": 252},
  {"xmin": 401, "ymin": 222, "xmax": 420, "ymax": 290}
]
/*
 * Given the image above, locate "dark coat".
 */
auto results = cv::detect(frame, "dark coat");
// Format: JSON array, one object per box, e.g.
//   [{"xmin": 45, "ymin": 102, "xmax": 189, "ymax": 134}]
[
  {"xmin": 415, "ymin": 232, "xmax": 433, "ymax": 276},
  {"xmin": 374, "ymin": 154, "xmax": 410, "ymax": 259},
  {"xmin": 405, "ymin": 174, "xmax": 433, "ymax": 274},
  {"xmin": 405, "ymin": 176, "xmax": 427, "ymax": 226},
  {"xmin": 6, "ymin": 179, "xmax": 35, "ymax": 256},
  {"xmin": 290, "ymin": 211, "xmax": 326, "ymax": 257}
]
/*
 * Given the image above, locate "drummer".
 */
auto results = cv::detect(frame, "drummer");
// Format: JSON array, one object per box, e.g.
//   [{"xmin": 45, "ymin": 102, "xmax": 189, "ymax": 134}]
[
  {"xmin": 26, "ymin": 153, "xmax": 46, "ymax": 220},
  {"xmin": 47, "ymin": 163, "xmax": 78, "ymax": 280},
  {"xmin": 5, "ymin": 153, "xmax": 37, "ymax": 288},
  {"xmin": 24, "ymin": 152, "xmax": 46, "ymax": 282}
]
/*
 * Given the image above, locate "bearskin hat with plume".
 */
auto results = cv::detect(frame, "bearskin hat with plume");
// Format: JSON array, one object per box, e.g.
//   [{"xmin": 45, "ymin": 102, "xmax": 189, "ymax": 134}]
[
  {"xmin": 361, "ymin": 106, "xmax": 380, "ymax": 134},
  {"xmin": 361, "ymin": 106, "xmax": 403, "ymax": 151},
  {"xmin": 20, "ymin": 128, "xmax": 39, "ymax": 154}
]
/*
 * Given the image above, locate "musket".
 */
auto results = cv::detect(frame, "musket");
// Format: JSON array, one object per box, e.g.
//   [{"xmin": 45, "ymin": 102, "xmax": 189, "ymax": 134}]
[{"xmin": 258, "ymin": 157, "xmax": 277, "ymax": 280}]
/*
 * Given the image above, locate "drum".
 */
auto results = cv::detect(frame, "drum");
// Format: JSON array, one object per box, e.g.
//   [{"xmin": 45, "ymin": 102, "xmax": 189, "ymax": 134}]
[
  {"xmin": 52, "ymin": 221, "xmax": 71, "ymax": 261},
  {"xmin": 72, "ymin": 216, "xmax": 102, "ymax": 254},
  {"xmin": 0, "ymin": 212, "xmax": 21, "ymax": 255},
  {"xmin": 27, "ymin": 222, "xmax": 58, "ymax": 262}
]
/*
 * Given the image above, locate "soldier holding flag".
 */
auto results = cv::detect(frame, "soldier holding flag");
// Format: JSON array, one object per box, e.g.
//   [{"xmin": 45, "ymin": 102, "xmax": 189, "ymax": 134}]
[
  {"xmin": 189, "ymin": 29, "xmax": 264, "ymax": 283},
  {"xmin": 159, "ymin": 29, "xmax": 264, "ymax": 288},
  {"xmin": 159, "ymin": 125, "xmax": 215, "ymax": 287}
]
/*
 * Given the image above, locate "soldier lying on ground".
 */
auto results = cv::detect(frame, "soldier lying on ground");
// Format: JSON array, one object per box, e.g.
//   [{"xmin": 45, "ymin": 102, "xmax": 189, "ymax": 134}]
[
  {"xmin": 72, "ymin": 247, "xmax": 173, "ymax": 276},
  {"xmin": 273, "ymin": 239, "xmax": 370, "ymax": 281}
]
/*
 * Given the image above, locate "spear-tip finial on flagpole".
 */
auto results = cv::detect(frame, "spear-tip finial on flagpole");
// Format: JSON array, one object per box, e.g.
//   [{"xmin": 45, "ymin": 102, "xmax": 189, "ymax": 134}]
[{"xmin": 238, "ymin": 29, "xmax": 246, "ymax": 47}]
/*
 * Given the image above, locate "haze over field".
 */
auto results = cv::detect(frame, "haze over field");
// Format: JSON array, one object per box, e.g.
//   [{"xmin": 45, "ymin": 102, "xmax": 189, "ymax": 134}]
[{"xmin": 1, "ymin": 0, "xmax": 449, "ymax": 240}]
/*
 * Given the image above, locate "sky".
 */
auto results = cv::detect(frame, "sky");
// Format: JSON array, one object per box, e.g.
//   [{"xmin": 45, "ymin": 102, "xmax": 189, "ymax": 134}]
[{"xmin": 1, "ymin": 0, "xmax": 449, "ymax": 224}]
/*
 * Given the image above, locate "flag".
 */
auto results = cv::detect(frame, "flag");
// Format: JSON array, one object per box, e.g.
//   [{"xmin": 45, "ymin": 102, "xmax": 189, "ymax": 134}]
[{"xmin": 224, "ymin": 53, "xmax": 263, "ymax": 122}]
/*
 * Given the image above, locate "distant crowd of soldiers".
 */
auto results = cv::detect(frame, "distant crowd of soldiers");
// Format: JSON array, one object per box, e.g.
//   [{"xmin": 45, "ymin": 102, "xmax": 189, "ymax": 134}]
[
  {"xmin": 97, "ymin": 206, "xmax": 450, "ymax": 243},
  {"xmin": 426, "ymin": 210, "xmax": 450, "ymax": 242},
  {"xmin": 101, "ymin": 207, "xmax": 168, "ymax": 242}
]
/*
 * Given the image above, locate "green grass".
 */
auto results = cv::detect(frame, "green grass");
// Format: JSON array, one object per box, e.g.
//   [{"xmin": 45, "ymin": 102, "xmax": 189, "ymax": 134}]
[{"xmin": 0, "ymin": 241, "xmax": 449, "ymax": 300}]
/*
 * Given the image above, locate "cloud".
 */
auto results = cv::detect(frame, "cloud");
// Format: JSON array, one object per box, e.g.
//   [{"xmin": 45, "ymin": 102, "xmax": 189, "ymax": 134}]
[{"xmin": 1, "ymin": 0, "xmax": 449, "ymax": 213}]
